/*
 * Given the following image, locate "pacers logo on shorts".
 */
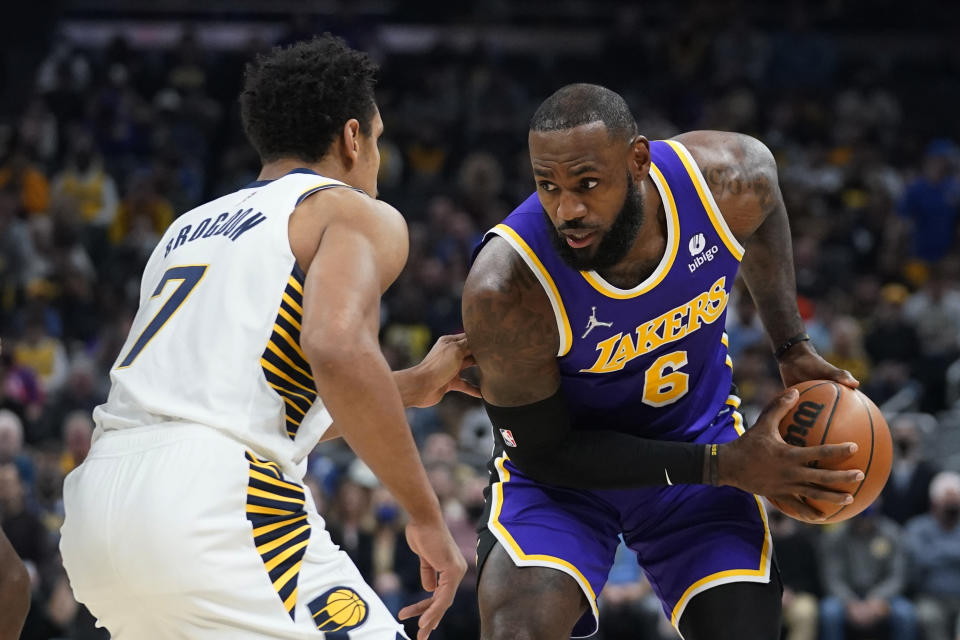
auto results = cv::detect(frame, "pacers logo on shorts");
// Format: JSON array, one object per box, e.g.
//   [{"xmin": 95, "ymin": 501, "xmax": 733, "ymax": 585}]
[{"xmin": 308, "ymin": 587, "xmax": 369, "ymax": 633}]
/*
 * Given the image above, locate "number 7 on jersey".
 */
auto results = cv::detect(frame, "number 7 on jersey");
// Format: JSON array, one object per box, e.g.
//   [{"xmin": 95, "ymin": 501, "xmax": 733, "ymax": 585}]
[{"xmin": 117, "ymin": 265, "xmax": 208, "ymax": 368}]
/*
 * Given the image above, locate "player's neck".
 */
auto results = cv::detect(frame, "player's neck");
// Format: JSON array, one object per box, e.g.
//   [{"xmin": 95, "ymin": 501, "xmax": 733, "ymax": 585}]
[
  {"xmin": 597, "ymin": 175, "xmax": 667, "ymax": 289},
  {"xmin": 257, "ymin": 156, "xmax": 350, "ymax": 184}
]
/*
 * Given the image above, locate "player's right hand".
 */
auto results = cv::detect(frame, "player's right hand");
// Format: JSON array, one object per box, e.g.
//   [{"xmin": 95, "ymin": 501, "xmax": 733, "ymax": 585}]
[
  {"xmin": 399, "ymin": 519, "xmax": 468, "ymax": 640},
  {"xmin": 718, "ymin": 388, "xmax": 864, "ymax": 521}
]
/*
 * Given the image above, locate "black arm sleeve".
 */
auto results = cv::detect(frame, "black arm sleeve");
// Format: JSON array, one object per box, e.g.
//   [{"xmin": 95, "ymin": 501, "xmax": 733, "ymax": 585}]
[{"xmin": 484, "ymin": 391, "xmax": 706, "ymax": 489}]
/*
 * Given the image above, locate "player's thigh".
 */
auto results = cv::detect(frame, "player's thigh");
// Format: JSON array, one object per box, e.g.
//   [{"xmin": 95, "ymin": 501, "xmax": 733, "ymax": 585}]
[
  {"xmin": 678, "ymin": 567, "xmax": 782, "ymax": 640},
  {"xmin": 478, "ymin": 542, "xmax": 587, "ymax": 640}
]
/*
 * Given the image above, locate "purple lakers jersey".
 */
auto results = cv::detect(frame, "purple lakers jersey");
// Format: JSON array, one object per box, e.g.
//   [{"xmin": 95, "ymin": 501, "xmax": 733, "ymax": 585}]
[{"xmin": 478, "ymin": 140, "xmax": 746, "ymax": 442}]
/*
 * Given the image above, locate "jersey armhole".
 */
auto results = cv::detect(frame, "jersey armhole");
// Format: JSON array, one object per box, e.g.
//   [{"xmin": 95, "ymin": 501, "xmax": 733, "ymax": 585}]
[
  {"xmin": 663, "ymin": 140, "xmax": 746, "ymax": 261},
  {"xmin": 488, "ymin": 224, "xmax": 573, "ymax": 357}
]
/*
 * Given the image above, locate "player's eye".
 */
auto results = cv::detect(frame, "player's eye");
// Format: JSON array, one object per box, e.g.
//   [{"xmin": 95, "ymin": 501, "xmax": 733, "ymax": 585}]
[
  {"xmin": 582, "ymin": 179, "xmax": 599, "ymax": 190},
  {"xmin": 538, "ymin": 182, "xmax": 557, "ymax": 192}
]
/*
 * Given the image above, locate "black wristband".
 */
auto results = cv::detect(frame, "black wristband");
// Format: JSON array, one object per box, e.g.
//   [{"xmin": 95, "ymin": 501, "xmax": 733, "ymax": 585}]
[{"xmin": 774, "ymin": 332, "xmax": 810, "ymax": 360}]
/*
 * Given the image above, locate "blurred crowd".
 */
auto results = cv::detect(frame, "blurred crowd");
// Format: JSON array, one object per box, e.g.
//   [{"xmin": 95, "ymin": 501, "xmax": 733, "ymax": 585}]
[{"xmin": 1, "ymin": 2, "xmax": 960, "ymax": 639}]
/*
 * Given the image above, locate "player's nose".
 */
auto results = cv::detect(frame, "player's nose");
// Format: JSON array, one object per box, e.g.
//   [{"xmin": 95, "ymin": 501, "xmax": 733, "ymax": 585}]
[{"xmin": 556, "ymin": 190, "xmax": 587, "ymax": 223}]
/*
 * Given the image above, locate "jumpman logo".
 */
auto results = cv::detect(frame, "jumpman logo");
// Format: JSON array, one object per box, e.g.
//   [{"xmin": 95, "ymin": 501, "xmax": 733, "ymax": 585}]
[{"xmin": 582, "ymin": 306, "xmax": 613, "ymax": 339}]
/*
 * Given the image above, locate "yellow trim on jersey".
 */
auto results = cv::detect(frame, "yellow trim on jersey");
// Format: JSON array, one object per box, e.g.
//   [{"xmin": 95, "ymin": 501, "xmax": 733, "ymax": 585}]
[
  {"xmin": 247, "ymin": 456, "xmax": 282, "ymax": 474},
  {"xmin": 663, "ymin": 140, "xmax": 745, "ymax": 261},
  {"xmin": 252, "ymin": 513, "xmax": 308, "ymax": 537},
  {"xmin": 247, "ymin": 504, "xmax": 299, "ymax": 516},
  {"xmin": 247, "ymin": 486, "xmax": 306, "ymax": 506},
  {"xmin": 259, "ymin": 525, "xmax": 311, "ymax": 557},
  {"xmin": 273, "ymin": 325, "xmax": 308, "ymax": 361},
  {"xmin": 669, "ymin": 495, "xmax": 771, "ymax": 628},
  {"xmin": 282, "ymin": 587, "xmax": 299, "ymax": 614},
  {"xmin": 489, "ymin": 455, "xmax": 600, "ymax": 623},
  {"xmin": 491, "ymin": 224, "xmax": 574, "ymax": 357},
  {"xmin": 264, "ymin": 539, "xmax": 310, "ymax": 572},
  {"xmin": 725, "ymin": 354, "xmax": 733, "ymax": 369},
  {"xmin": 265, "ymin": 341, "xmax": 312, "ymax": 380},
  {"xmin": 277, "ymin": 306, "xmax": 302, "ymax": 332},
  {"xmin": 288, "ymin": 276, "xmax": 304, "ymax": 295},
  {"xmin": 733, "ymin": 410, "xmax": 745, "ymax": 436},
  {"xmin": 250, "ymin": 469, "xmax": 303, "ymax": 493},
  {"xmin": 579, "ymin": 163, "xmax": 680, "ymax": 299},
  {"xmin": 296, "ymin": 180, "xmax": 343, "ymax": 203},
  {"xmin": 721, "ymin": 332, "xmax": 729, "ymax": 347},
  {"xmin": 725, "ymin": 395, "xmax": 741, "ymax": 409},
  {"xmin": 279, "ymin": 395, "xmax": 307, "ymax": 417},
  {"xmin": 262, "ymin": 359, "xmax": 317, "ymax": 395},
  {"xmin": 282, "ymin": 292, "xmax": 303, "ymax": 316},
  {"xmin": 273, "ymin": 560, "xmax": 303, "ymax": 592}
]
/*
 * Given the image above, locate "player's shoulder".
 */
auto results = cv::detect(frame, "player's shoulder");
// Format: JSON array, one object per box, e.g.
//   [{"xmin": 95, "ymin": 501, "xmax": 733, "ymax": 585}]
[
  {"xmin": 463, "ymin": 235, "xmax": 557, "ymax": 350},
  {"xmin": 670, "ymin": 130, "xmax": 776, "ymax": 176},
  {"xmin": 295, "ymin": 185, "xmax": 407, "ymax": 241}
]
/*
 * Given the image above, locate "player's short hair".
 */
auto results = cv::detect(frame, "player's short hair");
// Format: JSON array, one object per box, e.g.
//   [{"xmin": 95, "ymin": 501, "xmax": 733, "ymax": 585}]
[
  {"xmin": 530, "ymin": 83, "xmax": 637, "ymax": 141},
  {"xmin": 240, "ymin": 34, "xmax": 379, "ymax": 163}
]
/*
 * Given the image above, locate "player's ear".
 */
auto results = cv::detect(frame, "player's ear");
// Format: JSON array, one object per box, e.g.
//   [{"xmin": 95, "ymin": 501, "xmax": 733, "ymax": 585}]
[
  {"xmin": 340, "ymin": 119, "xmax": 362, "ymax": 167},
  {"xmin": 629, "ymin": 135, "xmax": 651, "ymax": 183}
]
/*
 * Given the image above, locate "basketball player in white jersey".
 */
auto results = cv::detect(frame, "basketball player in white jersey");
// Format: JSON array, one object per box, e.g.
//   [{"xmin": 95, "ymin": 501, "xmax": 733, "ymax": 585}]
[{"xmin": 60, "ymin": 35, "xmax": 471, "ymax": 640}]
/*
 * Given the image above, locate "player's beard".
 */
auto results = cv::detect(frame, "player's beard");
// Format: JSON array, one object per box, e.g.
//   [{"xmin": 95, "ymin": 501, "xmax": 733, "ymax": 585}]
[{"xmin": 546, "ymin": 172, "xmax": 645, "ymax": 272}]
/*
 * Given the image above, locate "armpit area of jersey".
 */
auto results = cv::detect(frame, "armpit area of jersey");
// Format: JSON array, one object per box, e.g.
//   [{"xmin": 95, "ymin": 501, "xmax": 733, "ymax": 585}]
[{"xmin": 483, "ymin": 391, "xmax": 706, "ymax": 489}]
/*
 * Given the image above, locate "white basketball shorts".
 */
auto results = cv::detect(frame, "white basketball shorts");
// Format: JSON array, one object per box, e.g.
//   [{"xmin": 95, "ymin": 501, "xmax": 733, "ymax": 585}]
[{"xmin": 60, "ymin": 423, "xmax": 409, "ymax": 639}]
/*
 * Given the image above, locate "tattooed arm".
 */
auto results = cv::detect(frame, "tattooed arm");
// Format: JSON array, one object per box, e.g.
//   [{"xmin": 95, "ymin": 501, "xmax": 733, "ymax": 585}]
[
  {"xmin": 675, "ymin": 131, "xmax": 857, "ymax": 387},
  {"xmin": 462, "ymin": 236, "xmax": 860, "ymax": 506}
]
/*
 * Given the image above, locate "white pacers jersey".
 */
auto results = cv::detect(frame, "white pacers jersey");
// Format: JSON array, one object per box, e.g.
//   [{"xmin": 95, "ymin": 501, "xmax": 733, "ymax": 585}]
[{"xmin": 94, "ymin": 169, "xmax": 358, "ymax": 478}]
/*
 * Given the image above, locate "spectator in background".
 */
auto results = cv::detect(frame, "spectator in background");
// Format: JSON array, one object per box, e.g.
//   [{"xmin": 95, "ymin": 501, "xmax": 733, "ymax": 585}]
[
  {"xmin": 824, "ymin": 316, "xmax": 871, "ymax": 387},
  {"xmin": 0, "ymin": 410, "xmax": 34, "ymax": 488},
  {"xmin": 904, "ymin": 471, "xmax": 960, "ymax": 640},
  {"xmin": 0, "ymin": 188, "xmax": 36, "ymax": 330},
  {"xmin": 326, "ymin": 475, "xmax": 375, "ymax": 583},
  {"xmin": 58, "ymin": 411, "xmax": 91, "ymax": 476},
  {"xmin": 50, "ymin": 131, "xmax": 118, "ymax": 229},
  {"xmin": 107, "ymin": 171, "xmax": 174, "ymax": 257},
  {"xmin": 13, "ymin": 311, "xmax": 68, "ymax": 396},
  {"xmin": 0, "ymin": 463, "xmax": 47, "ymax": 586},
  {"xmin": 0, "ymin": 351, "xmax": 42, "ymax": 423},
  {"xmin": 768, "ymin": 506, "xmax": 822, "ymax": 640},
  {"xmin": 864, "ymin": 283, "xmax": 921, "ymax": 405},
  {"xmin": 35, "ymin": 357, "xmax": 103, "ymax": 445},
  {"xmin": 882, "ymin": 415, "xmax": 939, "ymax": 525},
  {"xmin": 898, "ymin": 139, "xmax": 960, "ymax": 266},
  {"xmin": 903, "ymin": 265, "xmax": 960, "ymax": 411},
  {"xmin": 597, "ymin": 541, "xmax": 667, "ymax": 640},
  {"xmin": 0, "ymin": 142, "xmax": 49, "ymax": 216},
  {"xmin": 725, "ymin": 288, "xmax": 766, "ymax": 359},
  {"xmin": 819, "ymin": 506, "xmax": 916, "ymax": 640}
]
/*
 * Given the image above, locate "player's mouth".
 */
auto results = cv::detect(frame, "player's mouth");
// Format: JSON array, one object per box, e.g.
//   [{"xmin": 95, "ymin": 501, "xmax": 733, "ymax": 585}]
[{"xmin": 562, "ymin": 230, "xmax": 597, "ymax": 249}]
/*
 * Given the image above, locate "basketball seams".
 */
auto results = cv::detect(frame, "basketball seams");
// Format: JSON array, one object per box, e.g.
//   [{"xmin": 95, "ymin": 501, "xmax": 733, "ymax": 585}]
[{"xmin": 796, "ymin": 381, "xmax": 870, "ymax": 521}]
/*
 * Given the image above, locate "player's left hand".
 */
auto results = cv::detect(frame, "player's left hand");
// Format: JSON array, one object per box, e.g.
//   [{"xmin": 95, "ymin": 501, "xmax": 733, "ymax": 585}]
[
  {"xmin": 777, "ymin": 342, "xmax": 859, "ymax": 390},
  {"xmin": 399, "ymin": 333, "xmax": 481, "ymax": 408}
]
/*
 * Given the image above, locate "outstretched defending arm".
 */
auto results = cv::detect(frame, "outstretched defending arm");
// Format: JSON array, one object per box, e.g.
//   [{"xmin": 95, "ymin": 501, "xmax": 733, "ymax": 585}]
[{"xmin": 293, "ymin": 188, "xmax": 465, "ymax": 639}]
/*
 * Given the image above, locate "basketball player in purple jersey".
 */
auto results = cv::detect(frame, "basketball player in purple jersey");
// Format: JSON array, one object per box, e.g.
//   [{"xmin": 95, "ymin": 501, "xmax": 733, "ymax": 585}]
[{"xmin": 462, "ymin": 84, "xmax": 864, "ymax": 640}]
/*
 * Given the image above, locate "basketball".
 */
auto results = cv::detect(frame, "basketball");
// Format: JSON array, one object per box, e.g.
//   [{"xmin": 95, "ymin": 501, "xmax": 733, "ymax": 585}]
[{"xmin": 770, "ymin": 380, "xmax": 893, "ymax": 524}]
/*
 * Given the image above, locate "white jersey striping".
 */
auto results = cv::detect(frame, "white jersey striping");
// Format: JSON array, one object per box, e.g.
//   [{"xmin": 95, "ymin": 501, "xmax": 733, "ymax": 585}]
[{"xmin": 94, "ymin": 170, "xmax": 354, "ymax": 478}]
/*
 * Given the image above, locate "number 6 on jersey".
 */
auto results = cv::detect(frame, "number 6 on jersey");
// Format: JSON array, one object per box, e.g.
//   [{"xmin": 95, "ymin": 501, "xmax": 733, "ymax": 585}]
[{"xmin": 117, "ymin": 265, "xmax": 208, "ymax": 368}]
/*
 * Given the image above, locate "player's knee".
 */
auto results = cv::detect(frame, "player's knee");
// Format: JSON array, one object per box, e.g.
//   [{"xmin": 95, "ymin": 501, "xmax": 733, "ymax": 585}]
[{"xmin": 482, "ymin": 604, "xmax": 569, "ymax": 640}]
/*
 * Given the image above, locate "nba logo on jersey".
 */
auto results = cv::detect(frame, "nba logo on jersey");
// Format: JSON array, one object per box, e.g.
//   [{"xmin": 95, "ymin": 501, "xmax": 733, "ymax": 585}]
[{"xmin": 499, "ymin": 429, "xmax": 517, "ymax": 447}]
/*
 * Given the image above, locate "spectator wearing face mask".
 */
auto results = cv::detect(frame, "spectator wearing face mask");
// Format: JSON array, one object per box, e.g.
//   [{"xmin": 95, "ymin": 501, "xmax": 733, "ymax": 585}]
[
  {"xmin": 904, "ymin": 471, "xmax": 960, "ymax": 640},
  {"xmin": 882, "ymin": 415, "xmax": 939, "ymax": 525}
]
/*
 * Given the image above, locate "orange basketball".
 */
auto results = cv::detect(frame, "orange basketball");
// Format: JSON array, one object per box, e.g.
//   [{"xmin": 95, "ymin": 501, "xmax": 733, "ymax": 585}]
[{"xmin": 769, "ymin": 380, "xmax": 892, "ymax": 524}]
